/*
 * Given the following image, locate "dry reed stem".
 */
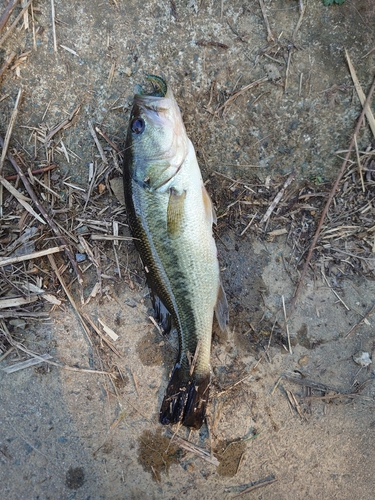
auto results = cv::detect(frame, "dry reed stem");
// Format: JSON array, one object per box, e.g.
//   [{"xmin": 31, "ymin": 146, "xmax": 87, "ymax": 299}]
[
  {"xmin": 321, "ymin": 270, "xmax": 350, "ymax": 311},
  {"xmin": 0, "ymin": 295, "xmax": 38, "ymax": 309},
  {"xmin": 45, "ymin": 103, "xmax": 81, "ymax": 143},
  {"xmin": 50, "ymin": 0, "xmax": 57, "ymax": 51},
  {"xmin": 2, "ymin": 353, "xmax": 52, "ymax": 373},
  {"xmin": 0, "ymin": 245, "xmax": 65, "ymax": 267}
]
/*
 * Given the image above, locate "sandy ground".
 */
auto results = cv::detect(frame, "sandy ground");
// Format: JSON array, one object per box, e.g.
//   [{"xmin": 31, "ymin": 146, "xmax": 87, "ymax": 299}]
[{"xmin": 1, "ymin": 1, "xmax": 375, "ymax": 499}]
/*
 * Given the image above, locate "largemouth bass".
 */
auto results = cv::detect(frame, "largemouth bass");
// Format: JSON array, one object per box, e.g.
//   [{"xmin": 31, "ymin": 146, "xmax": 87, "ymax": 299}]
[{"xmin": 123, "ymin": 75, "xmax": 228, "ymax": 429}]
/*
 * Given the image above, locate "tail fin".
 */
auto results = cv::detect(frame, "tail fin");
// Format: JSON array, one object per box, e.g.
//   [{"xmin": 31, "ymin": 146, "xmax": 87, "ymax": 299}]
[{"xmin": 159, "ymin": 364, "xmax": 210, "ymax": 430}]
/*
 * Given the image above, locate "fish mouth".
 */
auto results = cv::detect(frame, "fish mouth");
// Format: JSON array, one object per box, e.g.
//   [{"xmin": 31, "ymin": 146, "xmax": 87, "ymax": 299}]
[
  {"xmin": 133, "ymin": 75, "xmax": 179, "ymax": 125},
  {"xmin": 135, "ymin": 75, "xmax": 168, "ymax": 97}
]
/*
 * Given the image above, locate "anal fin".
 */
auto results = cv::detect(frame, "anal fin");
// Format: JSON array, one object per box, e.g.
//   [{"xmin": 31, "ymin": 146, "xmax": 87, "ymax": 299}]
[{"xmin": 215, "ymin": 281, "xmax": 229, "ymax": 331}]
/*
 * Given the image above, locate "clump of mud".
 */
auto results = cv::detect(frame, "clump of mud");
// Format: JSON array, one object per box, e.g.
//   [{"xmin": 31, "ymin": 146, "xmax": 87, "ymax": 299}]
[
  {"xmin": 65, "ymin": 466, "xmax": 85, "ymax": 490},
  {"xmin": 136, "ymin": 334, "xmax": 164, "ymax": 366},
  {"xmin": 137, "ymin": 429, "xmax": 181, "ymax": 481},
  {"xmin": 215, "ymin": 439, "xmax": 247, "ymax": 477}
]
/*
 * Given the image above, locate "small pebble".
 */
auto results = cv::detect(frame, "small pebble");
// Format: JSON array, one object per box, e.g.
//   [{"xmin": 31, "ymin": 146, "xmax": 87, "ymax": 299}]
[
  {"xmin": 353, "ymin": 351, "xmax": 372, "ymax": 367},
  {"xmin": 75, "ymin": 253, "xmax": 86, "ymax": 262},
  {"xmin": 298, "ymin": 355, "xmax": 308, "ymax": 366},
  {"xmin": 9, "ymin": 319, "xmax": 26, "ymax": 329}
]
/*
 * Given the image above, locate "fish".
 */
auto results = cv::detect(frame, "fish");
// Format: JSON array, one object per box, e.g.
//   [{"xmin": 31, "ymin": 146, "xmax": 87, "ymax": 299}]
[{"xmin": 123, "ymin": 75, "xmax": 228, "ymax": 429}]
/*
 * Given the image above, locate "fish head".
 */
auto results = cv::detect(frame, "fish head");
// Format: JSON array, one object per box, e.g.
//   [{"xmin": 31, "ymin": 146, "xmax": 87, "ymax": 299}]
[{"xmin": 125, "ymin": 77, "xmax": 189, "ymax": 191}]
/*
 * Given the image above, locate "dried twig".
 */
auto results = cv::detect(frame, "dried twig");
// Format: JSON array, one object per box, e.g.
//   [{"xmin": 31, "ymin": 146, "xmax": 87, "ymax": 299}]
[
  {"xmin": 0, "ymin": 88, "xmax": 22, "ymax": 173},
  {"xmin": 215, "ymin": 77, "xmax": 268, "ymax": 115},
  {"xmin": 293, "ymin": 0, "xmax": 306, "ymax": 42},
  {"xmin": 196, "ymin": 39, "xmax": 229, "ymax": 49},
  {"xmin": 0, "ymin": 174, "xmax": 46, "ymax": 222},
  {"xmin": 0, "ymin": 136, "xmax": 83, "ymax": 287},
  {"xmin": 345, "ymin": 301, "xmax": 375, "ymax": 338},
  {"xmin": 283, "ymin": 374, "xmax": 348, "ymax": 394},
  {"xmin": 289, "ymin": 75, "xmax": 375, "ymax": 313},
  {"xmin": 2, "ymin": 353, "xmax": 52, "ymax": 373},
  {"xmin": 13, "ymin": 341, "xmax": 112, "ymax": 376},
  {"xmin": 4, "ymin": 163, "xmax": 57, "ymax": 181},
  {"xmin": 48, "ymin": 254, "xmax": 88, "ymax": 336},
  {"xmin": 346, "ymin": 50, "xmax": 375, "ymax": 139},
  {"xmin": 0, "ymin": 0, "xmax": 33, "ymax": 47},
  {"xmin": 321, "ymin": 270, "xmax": 350, "ymax": 311},
  {"xmin": 261, "ymin": 170, "xmax": 295, "ymax": 224},
  {"xmin": 233, "ymin": 477, "xmax": 277, "ymax": 497},
  {"xmin": 95, "ymin": 126, "xmax": 121, "ymax": 154},
  {"xmin": 0, "ymin": 0, "xmax": 21, "ymax": 34},
  {"xmin": 168, "ymin": 432, "xmax": 219, "ymax": 466},
  {"xmin": 285, "ymin": 389, "xmax": 306, "ymax": 419},
  {"xmin": 258, "ymin": 0, "xmax": 274, "ymax": 42},
  {"xmin": 82, "ymin": 313, "xmax": 122, "ymax": 357},
  {"xmin": 45, "ymin": 103, "xmax": 81, "ymax": 143},
  {"xmin": 88, "ymin": 121, "xmax": 109, "ymax": 166},
  {"xmin": 0, "ymin": 51, "xmax": 16, "ymax": 81},
  {"xmin": 353, "ymin": 135, "xmax": 365, "ymax": 192},
  {"xmin": 282, "ymin": 295, "xmax": 292, "ymax": 354}
]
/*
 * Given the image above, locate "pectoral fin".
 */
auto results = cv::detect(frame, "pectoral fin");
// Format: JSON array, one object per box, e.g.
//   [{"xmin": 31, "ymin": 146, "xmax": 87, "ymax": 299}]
[
  {"xmin": 215, "ymin": 281, "xmax": 229, "ymax": 331},
  {"xmin": 202, "ymin": 185, "xmax": 217, "ymax": 225},
  {"xmin": 167, "ymin": 188, "xmax": 186, "ymax": 237}
]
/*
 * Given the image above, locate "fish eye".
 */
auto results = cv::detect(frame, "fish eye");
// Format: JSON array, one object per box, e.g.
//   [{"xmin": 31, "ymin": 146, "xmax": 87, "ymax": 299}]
[{"xmin": 131, "ymin": 117, "xmax": 145, "ymax": 135}]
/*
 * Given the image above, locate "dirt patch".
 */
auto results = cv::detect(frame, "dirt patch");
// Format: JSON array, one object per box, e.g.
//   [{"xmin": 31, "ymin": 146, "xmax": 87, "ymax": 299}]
[
  {"xmin": 137, "ymin": 334, "xmax": 164, "ymax": 366},
  {"xmin": 137, "ymin": 429, "xmax": 181, "ymax": 482},
  {"xmin": 65, "ymin": 466, "xmax": 85, "ymax": 490},
  {"xmin": 215, "ymin": 438, "xmax": 248, "ymax": 478}
]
